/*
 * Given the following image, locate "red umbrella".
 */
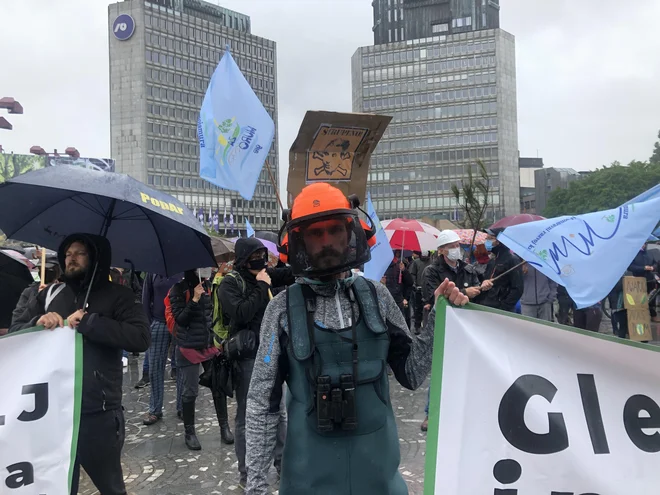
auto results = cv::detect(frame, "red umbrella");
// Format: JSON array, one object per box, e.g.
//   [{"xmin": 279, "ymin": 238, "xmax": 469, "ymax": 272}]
[
  {"xmin": 381, "ymin": 219, "xmax": 438, "ymax": 253},
  {"xmin": 490, "ymin": 214, "xmax": 545, "ymax": 230}
]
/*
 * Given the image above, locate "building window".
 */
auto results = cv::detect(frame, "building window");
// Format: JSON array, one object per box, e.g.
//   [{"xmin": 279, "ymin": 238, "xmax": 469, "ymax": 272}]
[
  {"xmin": 401, "ymin": 27, "xmax": 404, "ymax": 39},
  {"xmin": 388, "ymin": 30, "xmax": 392, "ymax": 42},
  {"xmin": 432, "ymin": 23, "xmax": 449, "ymax": 33},
  {"xmin": 394, "ymin": 9, "xmax": 397, "ymax": 22}
]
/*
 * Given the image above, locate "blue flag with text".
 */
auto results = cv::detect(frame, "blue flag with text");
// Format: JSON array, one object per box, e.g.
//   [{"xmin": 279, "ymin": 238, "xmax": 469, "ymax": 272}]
[
  {"xmin": 363, "ymin": 192, "xmax": 393, "ymax": 282},
  {"xmin": 498, "ymin": 189, "xmax": 660, "ymax": 308},
  {"xmin": 198, "ymin": 50, "xmax": 274, "ymax": 200}
]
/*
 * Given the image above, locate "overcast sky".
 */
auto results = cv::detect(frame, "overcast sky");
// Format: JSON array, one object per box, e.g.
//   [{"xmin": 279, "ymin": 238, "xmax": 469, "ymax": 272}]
[{"xmin": 1, "ymin": 0, "xmax": 659, "ymax": 195}]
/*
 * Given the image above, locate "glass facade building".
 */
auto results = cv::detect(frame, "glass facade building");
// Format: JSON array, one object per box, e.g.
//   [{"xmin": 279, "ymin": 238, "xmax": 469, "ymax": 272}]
[
  {"xmin": 352, "ymin": 27, "xmax": 519, "ymax": 221},
  {"xmin": 108, "ymin": 0, "xmax": 279, "ymax": 233},
  {"xmin": 372, "ymin": 0, "xmax": 501, "ymax": 46}
]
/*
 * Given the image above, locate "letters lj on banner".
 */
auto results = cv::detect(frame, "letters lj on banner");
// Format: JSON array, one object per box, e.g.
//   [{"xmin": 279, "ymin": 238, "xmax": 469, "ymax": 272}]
[{"xmin": 0, "ymin": 327, "xmax": 82, "ymax": 493}]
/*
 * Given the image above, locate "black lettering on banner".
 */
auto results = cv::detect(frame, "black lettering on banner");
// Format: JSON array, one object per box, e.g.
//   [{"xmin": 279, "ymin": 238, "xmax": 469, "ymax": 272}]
[
  {"xmin": 576, "ymin": 374, "xmax": 610, "ymax": 454},
  {"xmin": 17, "ymin": 383, "xmax": 48, "ymax": 422},
  {"xmin": 623, "ymin": 394, "xmax": 660, "ymax": 453},
  {"xmin": 5, "ymin": 462, "xmax": 34, "ymax": 488},
  {"xmin": 498, "ymin": 375, "xmax": 569, "ymax": 454},
  {"xmin": 0, "ymin": 415, "xmax": 4, "ymax": 426}
]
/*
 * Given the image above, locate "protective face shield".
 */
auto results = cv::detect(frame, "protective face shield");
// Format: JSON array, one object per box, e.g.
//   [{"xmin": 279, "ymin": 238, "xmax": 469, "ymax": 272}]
[{"xmin": 286, "ymin": 212, "xmax": 371, "ymax": 279}]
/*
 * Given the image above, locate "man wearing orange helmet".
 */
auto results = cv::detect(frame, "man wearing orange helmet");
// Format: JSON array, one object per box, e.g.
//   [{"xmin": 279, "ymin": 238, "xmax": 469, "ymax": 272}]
[{"xmin": 245, "ymin": 183, "xmax": 468, "ymax": 494}]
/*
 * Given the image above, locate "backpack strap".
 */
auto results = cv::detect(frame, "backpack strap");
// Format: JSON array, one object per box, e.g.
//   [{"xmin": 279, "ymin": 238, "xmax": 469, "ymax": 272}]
[
  {"xmin": 286, "ymin": 283, "xmax": 316, "ymax": 361},
  {"xmin": 352, "ymin": 277, "xmax": 388, "ymax": 335},
  {"xmin": 45, "ymin": 283, "xmax": 66, "ymax": 313}
]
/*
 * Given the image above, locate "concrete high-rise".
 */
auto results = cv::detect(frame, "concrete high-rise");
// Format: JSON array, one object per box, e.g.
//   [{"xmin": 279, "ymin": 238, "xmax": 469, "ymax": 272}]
[
  {"xmin": 372, "ymin": 0, "xmax": 501, "ymax": 46},
  {"xmin": 108, "ymin": 0, "xmax": 279, "ymax": 233},
  {"xmin": 352, "ymin": 22, "xmax": 519, "ymax": 221}
]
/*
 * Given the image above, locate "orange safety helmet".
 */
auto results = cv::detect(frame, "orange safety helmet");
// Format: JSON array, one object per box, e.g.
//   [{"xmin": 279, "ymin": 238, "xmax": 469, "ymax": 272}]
[{"xmin": 278, "ymin": 183, "xmax": 376, "ymax": 277}]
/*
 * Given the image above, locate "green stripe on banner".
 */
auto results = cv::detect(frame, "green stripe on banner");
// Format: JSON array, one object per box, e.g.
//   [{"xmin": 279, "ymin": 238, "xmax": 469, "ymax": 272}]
[
  {"xmin": 423, "ymin": 297, "xmax": 447, "ymax": 495},
  {"xmin": 68, "ymin": 331, "xmax": 83, "ymax": 492},
  {"xmin": 422, "ymin": 300, "xmax": 660, "ymax": 493}
]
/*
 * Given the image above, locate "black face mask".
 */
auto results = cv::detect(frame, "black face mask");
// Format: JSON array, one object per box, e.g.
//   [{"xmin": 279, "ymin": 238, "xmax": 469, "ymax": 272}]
[{"xmin": 246, "ymin": 257, "xmax": 267, "ymax": 271}]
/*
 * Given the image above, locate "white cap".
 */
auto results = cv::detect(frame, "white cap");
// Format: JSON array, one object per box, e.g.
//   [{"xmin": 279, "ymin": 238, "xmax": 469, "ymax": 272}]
[{"xmin": 436, "ymin": 230, "xmax": 461, "ymax": 248}]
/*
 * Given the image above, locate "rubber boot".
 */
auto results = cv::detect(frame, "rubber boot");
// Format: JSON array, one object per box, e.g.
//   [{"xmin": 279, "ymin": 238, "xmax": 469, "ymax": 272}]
[
  {"xmin": 182, "ymin": 401, "xmax": 201, "ymax": 450},
  {"xmin": 213, "ymin": 393, "xmax": 234, "ymax": 445}
]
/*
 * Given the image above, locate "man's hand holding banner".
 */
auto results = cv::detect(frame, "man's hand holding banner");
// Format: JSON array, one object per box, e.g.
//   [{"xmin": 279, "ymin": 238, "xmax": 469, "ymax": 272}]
[{"xmin": 0, "ymin": 327, "xmax": 82, "ymax": 493}]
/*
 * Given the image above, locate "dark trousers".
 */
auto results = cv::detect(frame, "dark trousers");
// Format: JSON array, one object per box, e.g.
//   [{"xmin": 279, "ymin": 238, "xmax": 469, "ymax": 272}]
[
  {"xmin": 574, "ymin": 306, "xmax": 603, "ymax": 332},
  {"xmin": 557, "ymin": 296, "xmax": 573, "ymax": 326},
  {"xmin": 235, "ymin": 358, "xmax": 286, "ymax": 481},
  {"xmin": 612, "ymin": 310, "xmax": 628, "ymax": 339},
  {"xmin": 70, "ymin": 409, "xmax": 126, "ymax": 495},
  {"xmin": 411, "ymin": 288, "xmax": 424, "ymax": 331},
  {"xmin": 148, "ymin": 320, "xmax": 171, "ymax": 415},
  {"xmin": 648, "ymin": 280, "xmax": 657, "ymax": 318}
]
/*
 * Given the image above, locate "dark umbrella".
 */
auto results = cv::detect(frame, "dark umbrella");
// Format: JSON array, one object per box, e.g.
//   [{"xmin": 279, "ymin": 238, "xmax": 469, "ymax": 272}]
[
  {"xmin": 0, "ymin": 249, "xmax": 34, "ymax": 285},
  {"xmin": 489, "ymin": 214, "xmax": 545, "ymax": 230},
  {"xmin": 254, "ymin": 231, "xmax": 278, "ymax": 243},
  {"xmin": 0, "ymin": 165, "xmax": 215, "ymax": 276}
]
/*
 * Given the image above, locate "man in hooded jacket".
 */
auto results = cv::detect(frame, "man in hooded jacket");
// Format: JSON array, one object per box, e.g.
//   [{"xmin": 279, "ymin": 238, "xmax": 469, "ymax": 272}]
[
  {"xmin": 217, "ymin": 237, "xmax": 294, "ymax": 488},
  {"xmin": 10, "ymin": 233, "xmax": 150, "ymax": 495},
  {"xmin": 244, "ymin": 183, "xmax": 468, "ymax": 495}
]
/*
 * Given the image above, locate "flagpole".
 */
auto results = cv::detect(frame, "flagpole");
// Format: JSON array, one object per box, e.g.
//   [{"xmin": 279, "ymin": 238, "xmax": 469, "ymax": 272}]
[
  {"xmin": 265, "ymin": 160, "xmax": 284, "ymax": 211},
  {"xmin": 490, "ymin": 260, "xmax": 527, "ymax": 283}
]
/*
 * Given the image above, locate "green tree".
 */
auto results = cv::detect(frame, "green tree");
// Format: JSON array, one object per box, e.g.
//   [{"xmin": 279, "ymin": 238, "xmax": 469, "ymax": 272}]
[
  {"xmin": 0, "ymin": 153, "xmax": 46, "ymax": 184},
  {"xmin": 651, "ymin": 130, "xmax": 660, "ymax": 164},
  {"xmin": 451, "ymin": 160, "xmax": 491, "ymax": 252},
  {"xmin": 543, "ymin": 160, "xmax": 660, "ymax": 217}
]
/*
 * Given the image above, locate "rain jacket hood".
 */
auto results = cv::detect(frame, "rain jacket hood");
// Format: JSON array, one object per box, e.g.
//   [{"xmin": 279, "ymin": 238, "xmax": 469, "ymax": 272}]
[{"xmin": 234, "ymin": 237, "xmax": 267, "ymax": 270}]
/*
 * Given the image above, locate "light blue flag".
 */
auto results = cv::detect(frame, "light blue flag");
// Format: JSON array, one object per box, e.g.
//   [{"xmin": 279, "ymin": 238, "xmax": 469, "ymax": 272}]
[
  {"xmin": 245, "ymin": 217, "xmax": 255, "ymax": 238},
  {"xmin": 363, "ymin": 192, "xmax": 393, "ymax": 282},
  {"xmin": 198, "ymin": 50, "xmax": 274, "ymax": 200},
  {"xmin": 498, "ymin": 189, "xmax": 660, "ymax": 309}
]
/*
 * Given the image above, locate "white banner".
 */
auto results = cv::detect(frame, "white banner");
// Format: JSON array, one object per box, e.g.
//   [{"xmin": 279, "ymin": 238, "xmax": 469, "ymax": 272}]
[
  {"xmin": 425, "ymin": 302, "xmax": 660, "ymax": 494},
  {"xmin": 0, "ymin": 327, "xmax": 82, "ymax": 494}
]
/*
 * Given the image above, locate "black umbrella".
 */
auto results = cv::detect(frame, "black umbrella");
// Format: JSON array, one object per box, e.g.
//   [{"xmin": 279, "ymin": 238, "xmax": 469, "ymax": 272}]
[
  {"xmin": 0, "ymin": 165, "xmax": 215, "ymax": 276},
  {"xmin": 0, "ymin": 250, "xmax": 34, "ymax": 285},
  {"xmin": 254, "ymin": 231, "xmax": 278, "ymax": 243}
]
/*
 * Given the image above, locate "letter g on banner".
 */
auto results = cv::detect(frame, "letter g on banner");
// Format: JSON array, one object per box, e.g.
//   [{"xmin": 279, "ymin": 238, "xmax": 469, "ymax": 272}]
[{"xmin": 498, "ymin": 374, "xmax": 569, "ymax": 454}]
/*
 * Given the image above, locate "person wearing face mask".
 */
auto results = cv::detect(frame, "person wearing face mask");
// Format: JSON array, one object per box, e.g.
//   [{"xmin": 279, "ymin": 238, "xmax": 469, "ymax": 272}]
[
  {"xmin": 419, "ymin": 230, "xmax": 481, "ymax": 432},
  {"xmin": 474, "ymin": 228, "xmax": 524, "ymax": 312},
  {"xmin": 217, "ymin": 237, "xmax": 294, "ymax": 489},
  {"xmin": 244, "ymin": 183, "xmax": 469, "ymax": 495},
  {"xmin": 168, "ymin": 269, "xmax": 219, "ymax": 451}
]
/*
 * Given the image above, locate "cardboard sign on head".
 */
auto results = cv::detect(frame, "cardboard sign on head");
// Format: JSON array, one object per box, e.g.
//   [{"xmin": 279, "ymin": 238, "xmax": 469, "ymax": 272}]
[{"xmin": 287, "ymin": 111, "xmax": 391, "ymax": 208}]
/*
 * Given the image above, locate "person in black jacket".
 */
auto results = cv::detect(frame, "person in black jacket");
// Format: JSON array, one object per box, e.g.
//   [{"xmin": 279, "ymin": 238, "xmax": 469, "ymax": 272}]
[
  {"xmin": 11, "ymin": 256, "xmax": 61, "ymax": 326},
  {"xmin": 420, "ymin": 229, "xmax": 481, "ymax": 432},
  {"xmin": 170, "ymin": 270, "xmax": 217, "ymax": 450},
  {"xmin": 9, "ymin": 233, "xmax": 150, "ymax": 495},
  {"xmin": 409, "ymin": 251, "xmax": 431, "ymax": 333},
  {"xmin": 217, "ymin": 237, "xmax": 293, "ymax": 488},
  {"xmin": 384, "ymin": 250, "xmax": 414, "ymax": 327},
  {"xmin": 474, "ymin": 228, "xmax": 524, "ymax": 312}
]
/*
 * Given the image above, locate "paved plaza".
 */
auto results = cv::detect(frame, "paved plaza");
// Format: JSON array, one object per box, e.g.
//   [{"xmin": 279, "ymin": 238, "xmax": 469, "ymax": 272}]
[{"xmin": 78, "ymin": 357, "xmax": 431, "ymax": 495}]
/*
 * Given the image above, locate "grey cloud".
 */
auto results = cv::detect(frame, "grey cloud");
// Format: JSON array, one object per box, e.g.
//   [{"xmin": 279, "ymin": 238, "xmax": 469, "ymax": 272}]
[{"xmin": 1, "ymin": 0, "xmax": 658, "ymax": 203}]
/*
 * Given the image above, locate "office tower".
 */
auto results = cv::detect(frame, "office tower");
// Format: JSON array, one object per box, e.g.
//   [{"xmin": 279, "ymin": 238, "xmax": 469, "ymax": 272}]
[
  {"xmin": 109, "ymin": 0, "xmax": 279, "ymax": 233},
  {"xmin": 352, "ymin": 23, "xmax": 518, "ymax": 221}
]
